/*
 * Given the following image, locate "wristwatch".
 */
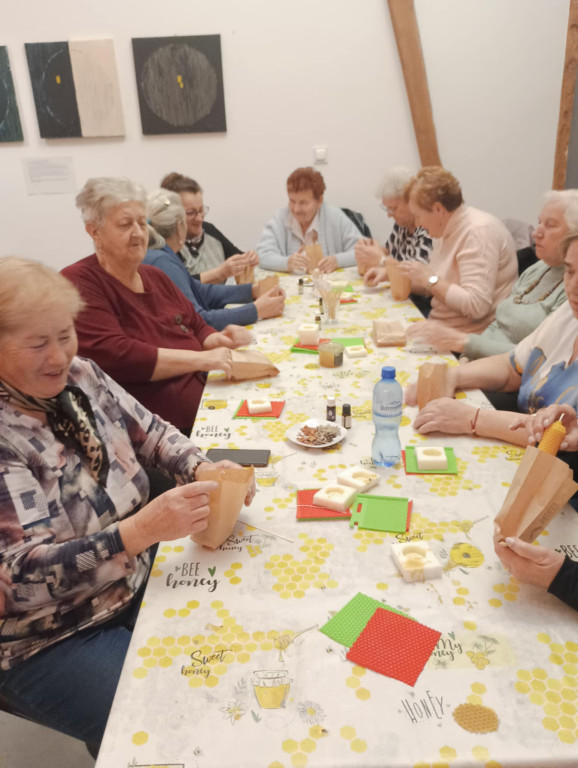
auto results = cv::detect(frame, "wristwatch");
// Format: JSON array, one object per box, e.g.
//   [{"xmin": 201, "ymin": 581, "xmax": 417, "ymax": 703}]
[{"xmin": 428, "ymin": 274, "xmax": 440, "ymax": 288}]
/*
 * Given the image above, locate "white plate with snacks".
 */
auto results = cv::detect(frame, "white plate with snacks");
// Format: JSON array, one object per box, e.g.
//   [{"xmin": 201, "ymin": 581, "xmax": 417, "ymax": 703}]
[{"xmin": 286, "ymin": 419, "xmax": 347, "ymax": 448}]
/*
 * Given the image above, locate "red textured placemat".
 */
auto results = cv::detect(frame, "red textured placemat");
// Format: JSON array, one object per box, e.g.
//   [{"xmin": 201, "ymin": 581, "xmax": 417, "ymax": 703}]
[
  {"xmin": 296, "ymin": 488, "xmax": 352, "ymax": 520},
  {"xmin": 234, "ymin": 400, "xmax": 285, "ymax": 419},
  {"xmin": 291, "ymin": 338, "xmax": 330, "ymax": 353},
  {"xmin": 346, "ymin": 607, "xmax": 441, "ymax": 687}
]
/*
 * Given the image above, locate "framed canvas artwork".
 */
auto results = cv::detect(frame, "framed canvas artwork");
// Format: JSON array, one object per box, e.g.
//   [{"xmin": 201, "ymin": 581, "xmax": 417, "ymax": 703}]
[
  {"xmin": 132, "ymin": 35, "xmax": 226, "ymax": 135},
  {"xmin": 0, "ymin": 47, "xmax": 23, "ymax": 142}
]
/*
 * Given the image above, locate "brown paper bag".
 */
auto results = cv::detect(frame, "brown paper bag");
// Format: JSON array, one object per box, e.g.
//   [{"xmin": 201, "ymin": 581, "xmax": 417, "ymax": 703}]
[
  {"xmin": 385, "ymin": 257, "xmax": 412, "ymax": 301},
  {"xmin": 190, "ymin": 465, "xmax": 255, "ymax": 549},
  {"xmin": 230, "ymin": 349, "xmax": 279, "ymax": 380},
  {"xmin": 417, "ymin": 362, "xmax": 448, "ymax": 410},
  {"xmin": 254, "ymin": 274, "xmax": 279, "ymax": 297},
  {"xmin": 494, "ymin": 446, "xmax": 578, "ymax": 542},
  {"xmin": 372, "ymin": 319, "xmax": 406, "ymax": 347},
  {"xmin": 306, "ymin": 244, "xmax": 324, "ymax": 273},
  {"xmin": 235, "ymin": 265, "xmax": 255, "ymax": 284}
]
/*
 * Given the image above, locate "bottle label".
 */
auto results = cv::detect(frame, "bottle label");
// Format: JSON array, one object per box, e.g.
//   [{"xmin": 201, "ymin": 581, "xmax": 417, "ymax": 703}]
[{"xmin": 374, "ymin": 401, "xmax": 402, "ymax": 416}]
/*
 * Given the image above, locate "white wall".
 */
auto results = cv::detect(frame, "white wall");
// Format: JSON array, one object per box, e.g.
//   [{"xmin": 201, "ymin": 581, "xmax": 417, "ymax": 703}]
[{"xmin": 0, "ymin": 0, "xmax": 570, "ymax": 270}]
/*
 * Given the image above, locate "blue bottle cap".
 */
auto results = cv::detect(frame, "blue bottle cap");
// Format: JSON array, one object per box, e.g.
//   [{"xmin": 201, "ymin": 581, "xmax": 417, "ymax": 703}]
[{"xmin": 381, "ymin": 366, "xmax": 396, "ymax": 379}]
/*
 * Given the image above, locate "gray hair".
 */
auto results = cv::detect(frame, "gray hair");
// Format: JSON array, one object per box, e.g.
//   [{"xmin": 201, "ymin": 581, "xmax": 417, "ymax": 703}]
[
  {"xmin": 76, "ymin": 177, "xmax": 147, "ymax": 225},
  {"xmin": 543, "ymin": 189, "xmax": 578, "ymax": 229},
  {"xmin": 375, "ymin": 166, "xmax": 415, "ymax": 200},
  {"xmin": 146, "ymin": 189, "xmax": 186, "ymax": 250},
  {"xmin": 0, "ymin": 257, "xmax": 84, "ymax": 335}
]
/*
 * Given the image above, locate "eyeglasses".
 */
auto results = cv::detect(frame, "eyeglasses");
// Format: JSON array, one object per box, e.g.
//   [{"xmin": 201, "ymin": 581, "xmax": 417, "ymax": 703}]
[
  {"xmin": 379, "ymin": 202, "xmax": 398, "ymax": 215},
  {"xmin": 185, "ymin": 206, "xmax": 209, "ymax": 219}
]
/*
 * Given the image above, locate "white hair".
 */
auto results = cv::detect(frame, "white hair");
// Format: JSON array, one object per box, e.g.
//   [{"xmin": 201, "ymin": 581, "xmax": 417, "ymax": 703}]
[
  {"xmin": 76, "ymin": 177, "xmax": 147, "ymax": 225},
  {"xmin": 374, "ymin": 166, "xmax": 415, "ymax": 200},
  {"xmin": 543, "ymin": 189, "xmax": 578, "ymax": 229},
  {"xmin": 146, "ymin": 189, "xmax": 186, "ymax": 249}
]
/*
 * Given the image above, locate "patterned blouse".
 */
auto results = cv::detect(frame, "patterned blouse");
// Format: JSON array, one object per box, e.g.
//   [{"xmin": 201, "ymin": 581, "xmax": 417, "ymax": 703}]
[
  {"xmin": 0, "ymin": 357, "xmax": 206, "ymax": 669},
  {"xmin": 386, "ymin": 223, "xmax": 433, "ymax": 264}
]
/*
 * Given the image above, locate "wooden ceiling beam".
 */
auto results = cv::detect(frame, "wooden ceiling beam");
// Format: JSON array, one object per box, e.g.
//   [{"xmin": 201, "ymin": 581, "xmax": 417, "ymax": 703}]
[
  {"xmin": 553, "ymin": 0, "xmax": 578, "ymax": 189},
  {"xmin": 388, "ymin": 0, "xmax": 441, "ymax": 167}
]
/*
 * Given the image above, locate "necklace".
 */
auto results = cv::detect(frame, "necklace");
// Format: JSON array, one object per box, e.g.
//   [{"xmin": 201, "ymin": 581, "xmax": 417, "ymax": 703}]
[{"xmin": 512, "ymin": 268, "xmax": 563, "ymax": 305}]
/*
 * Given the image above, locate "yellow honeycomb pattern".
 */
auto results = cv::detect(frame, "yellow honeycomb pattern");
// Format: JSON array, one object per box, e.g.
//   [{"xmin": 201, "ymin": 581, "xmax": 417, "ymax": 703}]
[
  {"xmin": 345, "ymin": 665, "xmax": 371, "ymax": 701},
  {"xmin": 471, "ymin": 445, "xmax": 525, "ymax": 464},
  {"xmin": 150, "ymin": 543, "xmax": 185, "ymax": 578},
  {"xmin": 402, "ymin": 511, "xmax": 478, "ymax": 542},
  {"xmin": 263, "ymin": 492, "xmax": 297, "ymax": 518},
  {"xmin": 268, "ymin": 724, "xmax": 329, "ymax": 768},
  {"xmin": 264, "ymin": 533, "xmax": 337, "ymax": 599},
  {"xmin": 263, "ymin": 411, "xmax": 310, "ymax": 442},
  {"xmin": 413, "ymin": 744, "xmax": 458, "ymax": 767},
  {"xmin": 352, "ymin": 528, "xmax": 388, "ymax": 552},
  {"xmin": 268, "ymin": 350, "xmax": 293, "ymax": 364},
  {"xmin": 488, "ymin": 576, "xmax": 520, "ymax": 607},
  {"xmin": 224, "ymin": 562, "xmax": 243, "ymax": 584},
  {"xmin": 405, "ymin": 458, "xmax": 482, "ymax": 498},
  {"xmin": 339, "ymin": 724, "xmax": 368, "ymax": 753},
  {"xmin": 515, "ymin": 634, "xmax": 578, "ymax": 744},
  {"xmin": 133, "ymin": 602, "xmax": 293, "ymax": 688}
]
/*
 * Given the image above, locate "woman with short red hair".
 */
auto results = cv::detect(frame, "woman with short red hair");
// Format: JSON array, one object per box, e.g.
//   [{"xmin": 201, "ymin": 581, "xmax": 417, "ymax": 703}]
[{"xmin": 258, "ymin": 167, "xmax": 359, "ymax": 273}]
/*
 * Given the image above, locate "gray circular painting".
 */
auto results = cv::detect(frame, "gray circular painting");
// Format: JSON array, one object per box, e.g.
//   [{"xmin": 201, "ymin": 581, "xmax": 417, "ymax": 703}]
[{"xmin": 141, "ymin": 43, "xmax": 217, "ymax": 127}]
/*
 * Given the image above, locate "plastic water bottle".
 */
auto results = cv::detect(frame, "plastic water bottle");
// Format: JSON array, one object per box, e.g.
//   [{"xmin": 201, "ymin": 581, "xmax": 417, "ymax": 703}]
[{"xmin": 372, "ymin": 366, "xmax": 402, "ymax": 467}]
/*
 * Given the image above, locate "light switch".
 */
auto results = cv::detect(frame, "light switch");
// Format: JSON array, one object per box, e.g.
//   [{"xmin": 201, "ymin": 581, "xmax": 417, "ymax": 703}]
[{"xmin": 313, "ymin": 145, "xmax": 328, "ymax": 164}]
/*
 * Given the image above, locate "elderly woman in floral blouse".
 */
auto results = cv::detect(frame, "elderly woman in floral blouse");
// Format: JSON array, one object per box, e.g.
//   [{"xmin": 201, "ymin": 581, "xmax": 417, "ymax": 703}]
[{"xmin": 0, "ymin": 258, "xmax": 254, "ymax": 755}]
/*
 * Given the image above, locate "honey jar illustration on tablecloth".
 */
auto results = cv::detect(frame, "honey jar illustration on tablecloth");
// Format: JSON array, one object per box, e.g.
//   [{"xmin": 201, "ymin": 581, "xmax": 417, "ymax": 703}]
[{"xmin": 251, "ymin": 670, "xmax": 292, "ymax": 709}]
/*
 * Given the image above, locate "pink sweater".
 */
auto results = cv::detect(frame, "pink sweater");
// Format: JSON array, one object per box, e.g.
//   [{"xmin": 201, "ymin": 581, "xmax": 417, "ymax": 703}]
[{"xmin": 429, "ymin": 205, "xmax": 517, "ymax": 333}]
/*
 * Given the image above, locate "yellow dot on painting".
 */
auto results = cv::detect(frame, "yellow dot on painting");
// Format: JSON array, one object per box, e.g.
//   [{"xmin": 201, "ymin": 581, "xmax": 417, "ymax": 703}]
[
  {"xmin": 350, "ymin": 739, "xmax": 367, "ymax": 753},
  {"xmin": 533, "ymin": 668, "xmax": 548, "ymax": 680},
  {"xmin": 517, "ymin": 669, "xmax": 531, "ymax": 681},
  {"xmin": 453, "ymin": 597, "xmax": 466, "ymax": 606},
  {"xmin": 471, "ymin": 682, "xmax": 486, "ymax": 694},
  {"xmin": 352, "ymin": 665, "xmax": 366, "ymax": 677},
  {"xmin": 488, "ymin": 598, "xmax": 502, "ymax": 607},
  {"xmin": 376, "ymin": 582, "xmax": 388, "ymax": 591},
  {"xmin": 467, "ymin": 694, "xmax": 483, "ymax": 706},
  {"xmin": 438, "ymin": 746, "xmax": 457, "ymax": 760},
  {"xmin": 356, "ymin": 687, "xmax": 371, "ymax": 700},
  {"xmin": 178, "ymin": 608, "xmax": 190, "ymax": 617},
  {"xmin": 133, "ymin": 667, "xmax": 148, "ymax": 679},
  {"xmin": 173, "ymin": 545, "xmax": 184, "ymax": 553},
  {"xmin": 463, "ymin": 621, "xmax": 477, "ymax": 631},
  {"xmin": 340, "ymin": 726, "xmax": 355, "ymax": 740},
  {"xmin": 188, "ymin": 675, "xmax": 203, "ymax": 688},
  {"xmin": 566, "ymin": 640, "xmax": 578, "ymax": 652},
  {"xmin": 150, "ymin": 569, "xmax": 162, "ymax": 578},
  {"xmin": 211, "ymin": 600, "xmax": 223, "ymax": 608},
  {"xmin": 537, "ymin": 633, "xmax": 551, "ymax": 644},
  {"xmin": 231, "ymin": 562, "xmax": 242, "ymax": 570},
  {"xmin": 132, "ymin": 731, "xmax": 148, "ymax": 745},
  {"xmin": 515, "ymin": 681, "xmax": 530, "ymax": 694},
  {"xmin": 558, "ymin": 730, "xmax": 576, "ymax": 744},
  {"xmin": 159, "ymin": 656, "xmax": 172, "ymax": 668},
  {"xmin": 290, "ymin": 752, "xmax": 307, "ymax": 768},
  {"xmin": 205, "ymin": 675, "xmax": 219, "ymax": 687},
  {"xmin": 346, "ymin": 676, "xmax": 360, "ymax": 689},
  {"xmin": 230, "ymin": 577, "xmax": 242, "ymax": 585},
  {"xmin": 269, "ymin": 763, "xmax": 285, "ymax": 768}
]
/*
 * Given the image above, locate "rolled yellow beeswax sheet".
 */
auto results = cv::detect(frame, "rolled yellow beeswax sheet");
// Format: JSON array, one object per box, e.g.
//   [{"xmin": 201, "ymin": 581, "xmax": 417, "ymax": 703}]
[{"xmin": 538, "ymin": 420, "xmax": 566, "ymax": 456}]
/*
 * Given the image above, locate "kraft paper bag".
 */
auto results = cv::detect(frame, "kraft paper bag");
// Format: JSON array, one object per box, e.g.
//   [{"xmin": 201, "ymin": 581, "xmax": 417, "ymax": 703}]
[
  {"xmin": 191, "ymin": 465, "xmax": 255, "ymax": 550},
  {"xmin": 306, "ymin": 244, "xmax": 324, "ymax": 273},
  {"xmin": 385, "ymin": 257, "xmax": 412, "ymax": 301},
  {"xmin": 417, "ymin": 362, "xmax": 448, "ymax": 410},
  {"xmin": 230, "ymin": 349, "xmax": 279, "ymax": 381},
  {"xmin": 235, "ymin": 265, "xmax": 255, "ymax": 284},
  {"xmin": 372, "ymin": 319, "xmax": 406, "ymax": 347},
  {"xmin": 254, "ymin": 274, "xmax": 279, "ymax": 297},
  {"xmin": 494, "ymin": 446, "xmax": 578, "ymax": 543}
]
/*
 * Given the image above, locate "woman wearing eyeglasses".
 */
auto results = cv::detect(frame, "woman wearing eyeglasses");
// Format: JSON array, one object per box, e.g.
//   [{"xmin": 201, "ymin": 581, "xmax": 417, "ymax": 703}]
[
  {"xmin": 161, "ymin": 172, "xmax": 259, "ymax": 285},
  {"xmin": 357, "ymin": 166, "xmax": 433, "ymax": 277}
]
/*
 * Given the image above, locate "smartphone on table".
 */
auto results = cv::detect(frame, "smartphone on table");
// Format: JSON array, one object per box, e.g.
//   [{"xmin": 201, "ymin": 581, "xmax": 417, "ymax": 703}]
[{"xmin": 205, "ymin": 448, "xmax": 271, "ymax": 467}]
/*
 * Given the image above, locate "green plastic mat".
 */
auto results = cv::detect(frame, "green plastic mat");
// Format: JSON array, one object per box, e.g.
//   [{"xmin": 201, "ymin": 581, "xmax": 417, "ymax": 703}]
[
  {"xmin": 404, "ymin": 446, "xmax": 458, "ymax": 474},
  {"xmin": 320, "ymin": 592, "xmax": 413, "ymax": 648},
  {"xmin": 349, "ymin": 494, "xmax": 409, "ymax": 533}
]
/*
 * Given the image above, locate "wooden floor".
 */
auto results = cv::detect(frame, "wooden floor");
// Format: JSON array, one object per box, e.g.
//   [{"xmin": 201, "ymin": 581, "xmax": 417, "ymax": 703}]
[{"xmin": 0, "ymin": 711, "xmax": 95, "ymax": 768}]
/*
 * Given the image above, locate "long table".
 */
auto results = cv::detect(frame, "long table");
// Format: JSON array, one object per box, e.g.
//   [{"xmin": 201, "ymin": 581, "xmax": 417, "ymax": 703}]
[{"xmin": 96, "ymin": 267, "xmax": 578, "ymax": 768}]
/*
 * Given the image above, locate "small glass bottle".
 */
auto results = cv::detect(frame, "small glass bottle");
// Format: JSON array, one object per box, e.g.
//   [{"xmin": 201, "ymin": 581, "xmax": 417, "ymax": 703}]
[
  {"xmin": 319, "ymin": 297, "xmax": 324, "ymax": 314},
  {"xmin": 326, "ymin": 395, "xmax": 336, "ymax": 422},
  {"xmin": 342, "ymin": 403, "xmax": 351, "ymax": 429},
  {"xmin": 298, "ymin": 278, "xmax": 304, "ymax": 295},
  {"xmin": 315, "ymin": 313, "xmax": 322, "ymax": 329}
]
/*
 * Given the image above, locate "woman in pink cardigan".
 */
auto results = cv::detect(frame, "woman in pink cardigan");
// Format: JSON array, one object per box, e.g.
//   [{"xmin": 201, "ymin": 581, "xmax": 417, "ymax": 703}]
[{"xmin": 400, "ymin": 167, "xmax": 518, "ymax": 336}]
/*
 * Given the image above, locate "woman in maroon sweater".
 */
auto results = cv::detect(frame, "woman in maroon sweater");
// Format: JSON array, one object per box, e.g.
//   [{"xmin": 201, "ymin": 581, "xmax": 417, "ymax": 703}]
[{"xmin": 63, "ymin": 178, "xmax": 251, "ymax": 432}]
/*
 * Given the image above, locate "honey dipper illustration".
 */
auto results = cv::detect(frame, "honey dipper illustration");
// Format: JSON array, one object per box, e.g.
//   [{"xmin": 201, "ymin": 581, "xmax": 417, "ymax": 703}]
[{"xmin": 274, "ymin": 625, "xmax": 317, "ymax": 661}]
